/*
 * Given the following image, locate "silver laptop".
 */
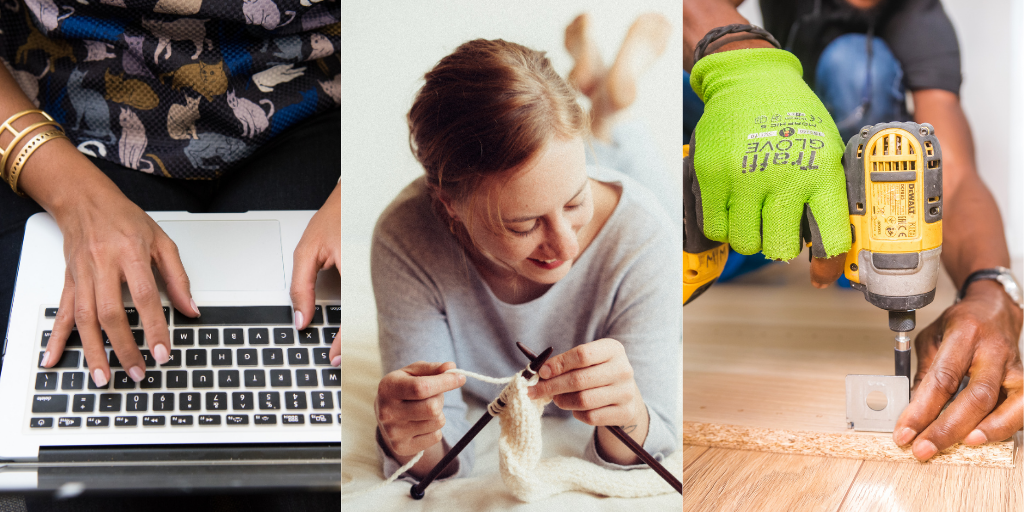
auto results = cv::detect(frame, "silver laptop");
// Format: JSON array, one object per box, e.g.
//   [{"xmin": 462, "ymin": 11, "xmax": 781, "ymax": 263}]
[{"xmin": 0, "ymin": 211, "xmax": 340, "ymax": 463}]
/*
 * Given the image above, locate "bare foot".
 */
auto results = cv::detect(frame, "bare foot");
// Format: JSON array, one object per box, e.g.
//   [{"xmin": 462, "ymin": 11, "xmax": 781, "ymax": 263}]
[
  {"xmin": 606, "ymin": 13, "xmax": 671, "ymax": 112},
  {"xmin": 565, "ymin": 13, "xmax": 604, "ymax": 98}
]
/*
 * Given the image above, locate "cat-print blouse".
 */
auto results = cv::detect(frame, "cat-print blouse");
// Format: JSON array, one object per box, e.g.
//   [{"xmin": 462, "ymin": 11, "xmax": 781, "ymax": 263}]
[{"xmin": 0, "ymin": 0, "xmax": 339, "ymax": 179}]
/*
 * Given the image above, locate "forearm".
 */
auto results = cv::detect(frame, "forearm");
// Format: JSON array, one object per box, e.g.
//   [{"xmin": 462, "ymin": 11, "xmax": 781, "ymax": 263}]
[
  {"xmin": 594, "ymin": 401, "xmax": 650, "ymax": 465},
  {"xmin": 684, "ymin": 0, "xmax": 772, "ymax": 71},
  {"xmin": 912, "ymin": 89, "xmax": 1010, "ymax": 286}
]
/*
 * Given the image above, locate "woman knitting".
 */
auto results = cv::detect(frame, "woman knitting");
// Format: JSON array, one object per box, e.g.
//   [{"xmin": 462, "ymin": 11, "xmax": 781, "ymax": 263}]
[{"xmin": 372, "ymin": 13, "xmax": 679, "ymax": 483}]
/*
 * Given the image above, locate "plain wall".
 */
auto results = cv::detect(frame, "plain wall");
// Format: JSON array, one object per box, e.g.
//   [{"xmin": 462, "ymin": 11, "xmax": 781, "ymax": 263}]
[{"xmin": 341, "ymin": 1, "xmax": 683, "ymax": 339}]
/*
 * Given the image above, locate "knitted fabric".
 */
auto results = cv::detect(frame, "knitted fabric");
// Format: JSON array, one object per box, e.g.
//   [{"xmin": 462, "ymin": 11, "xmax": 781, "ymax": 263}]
[{"xmin": 689, "ymin": 48, "xmax": 851, "ymax": 260}]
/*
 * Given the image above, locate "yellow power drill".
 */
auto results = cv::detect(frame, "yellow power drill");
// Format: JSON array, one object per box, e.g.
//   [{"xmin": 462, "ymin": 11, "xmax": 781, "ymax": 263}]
[
  {"xmin": 683, "ymin": 144, "xmax": 728, "ymax": 305},
  {"xmin": 843, "ymin": 122, "xmax": 943, "ymax": 383}
]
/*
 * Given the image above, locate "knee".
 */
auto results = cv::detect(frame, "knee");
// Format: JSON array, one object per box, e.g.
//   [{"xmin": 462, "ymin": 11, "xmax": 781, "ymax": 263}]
[{"xmin": 816, "ymin": 34, "xmax": 903, "ymax": 95}]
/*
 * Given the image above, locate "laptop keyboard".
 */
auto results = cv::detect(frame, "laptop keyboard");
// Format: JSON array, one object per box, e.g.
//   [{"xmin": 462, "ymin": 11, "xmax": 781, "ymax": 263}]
[{"xmin": 28, "ymin": 304, "xmax": 340, "ymax": 432}]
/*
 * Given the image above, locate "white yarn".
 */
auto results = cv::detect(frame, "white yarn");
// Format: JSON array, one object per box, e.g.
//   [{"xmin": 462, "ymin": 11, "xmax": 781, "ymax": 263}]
[{"xmin": 344, "ymin": 449, "xmax": 424, "ymax": 500}]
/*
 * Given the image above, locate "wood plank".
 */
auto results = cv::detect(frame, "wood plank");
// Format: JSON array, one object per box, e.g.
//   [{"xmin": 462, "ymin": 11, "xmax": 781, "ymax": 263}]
[
  {"xmin": 684, "ymin": 422, "xmax": 1014, "ymax": 469},
  {"xmin": 682, "ymin": 448, "xmax": 861, "ymax": 512},
  {"xmin": 839, "ymin": 460, "xmax": 1015, "ymax": 512},
  {"xmin": 1010, "ymin": 433, "xmax": 1022, "ymax": 511},
  {"xmin": 683, "ymin": 444, "xmax": 708, "ymax": 469}
]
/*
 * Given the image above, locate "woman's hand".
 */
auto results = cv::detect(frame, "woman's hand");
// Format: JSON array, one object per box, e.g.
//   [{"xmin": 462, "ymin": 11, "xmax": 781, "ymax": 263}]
[
  {"xmin": 375, "ymin": 361, "xmax": 465, "ymax": 476},
  {"xmin": 527, "ymin": 338, "xmax": 649, "ymax": 464},
  {"xmin": 35, "ymin": 167, "xmax": 197, "ymax": 388},
  {"xmin": 893, "ymin": 280, "xmax": 1023, "ymax": 460},
  {"xmin": 291, "ymin": 182, "xmax": 340, "ymax": 366}
]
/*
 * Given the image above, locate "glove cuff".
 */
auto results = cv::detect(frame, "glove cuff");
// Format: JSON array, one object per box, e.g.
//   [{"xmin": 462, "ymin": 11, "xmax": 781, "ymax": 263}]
[{"xmin": 689, "ymin": 48, "xmax": 804, "ymax": 103}]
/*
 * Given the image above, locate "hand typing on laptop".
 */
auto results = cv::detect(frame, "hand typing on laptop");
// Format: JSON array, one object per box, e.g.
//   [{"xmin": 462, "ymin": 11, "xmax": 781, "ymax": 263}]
[{"xmin": 290, "ymin": 184, "xmax": 341, "ymax": 367}]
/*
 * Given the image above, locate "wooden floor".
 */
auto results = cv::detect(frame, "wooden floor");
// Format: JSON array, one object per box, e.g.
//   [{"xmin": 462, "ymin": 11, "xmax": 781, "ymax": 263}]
[{"xmin": 683, "ymin": 256, "xmax": 1022, "ymax": 511}]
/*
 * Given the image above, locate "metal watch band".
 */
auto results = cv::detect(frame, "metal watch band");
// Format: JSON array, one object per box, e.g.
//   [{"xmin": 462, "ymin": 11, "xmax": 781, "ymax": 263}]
[{"xmin": 956, "ymin": 266, "xmax": 1024, "ymax": 308}]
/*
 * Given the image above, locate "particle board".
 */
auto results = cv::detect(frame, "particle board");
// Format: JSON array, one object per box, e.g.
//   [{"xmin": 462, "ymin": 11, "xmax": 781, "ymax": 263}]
[
  {"xmin": 684, "ymin": 422, "xmax": 1014, "ymax": 469},
  {"xmin": 682, "ymin": 448, "xmax": 862, "ymax": 512}
]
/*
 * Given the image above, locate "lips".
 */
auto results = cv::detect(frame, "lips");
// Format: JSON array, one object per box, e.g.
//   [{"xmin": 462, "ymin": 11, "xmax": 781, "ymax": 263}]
[{"xmin": 528, "ymin": 258, "xmax": 565, "ymax": 270}]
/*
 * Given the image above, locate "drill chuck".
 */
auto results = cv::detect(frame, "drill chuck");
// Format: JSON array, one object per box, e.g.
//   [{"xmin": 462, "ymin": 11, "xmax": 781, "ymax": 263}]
[{"xmin": 888, "ymin": 310, "xmax": 916, "ymax": 332}]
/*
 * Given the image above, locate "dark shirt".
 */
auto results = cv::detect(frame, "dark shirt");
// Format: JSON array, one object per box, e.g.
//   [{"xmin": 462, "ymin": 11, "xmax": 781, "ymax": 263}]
[{"xmin": 759, "ymin": 0, "xmax": 961, "ymax": 93}]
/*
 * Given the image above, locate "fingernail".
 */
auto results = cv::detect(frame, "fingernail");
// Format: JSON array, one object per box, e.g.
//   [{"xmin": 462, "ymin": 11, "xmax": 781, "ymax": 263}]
[
  {"xmin": 331, "ymin": 355, "xmax": 341, "ymax": 367},
  {"xmin": 128, "ymin": 366, "xmax": 145, "ymax": 382},
  {"xmin": 40, "ymin": 351, "xmax": 51, "ymax": 367},
  {"xmin": 153, "ymin": 344, "xmax": 169, "ymax": 364},
  {"xmin": 92, "ymin": 368, "xmax": 107, "ymax": 387},
  {"xmin": 895, "ymin": 427, "xmax": 916, "ymax": 446},
  {"xmin": 295, "ymin": 311, "xmax": 304, "ymax": 330},
  {"xmin": 964, "ymin": 429, "xmax": 988, "ymax": 446},
  {"xmin": 539, "ymin": 365, "xmax": 551, "ymax": 379},
  {"xmin": 912, "ymin": 439, "xmax": 938, "ymax": 461},
  {"xmin": 190, "ymin": 299, "xmax": 200, "ymax": 317}
]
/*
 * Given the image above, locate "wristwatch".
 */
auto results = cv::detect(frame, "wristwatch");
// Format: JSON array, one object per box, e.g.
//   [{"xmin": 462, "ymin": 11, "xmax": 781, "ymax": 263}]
[{"xmin": 956, "ymin": 266, "xmax": 1024, "ymax": 309}]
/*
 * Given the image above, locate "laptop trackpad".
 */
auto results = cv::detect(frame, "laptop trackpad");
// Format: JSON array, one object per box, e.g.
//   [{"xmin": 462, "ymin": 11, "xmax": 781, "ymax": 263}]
[{"xmin": 158, "ymin": 220, "xmax": 285, "ymax": 292}]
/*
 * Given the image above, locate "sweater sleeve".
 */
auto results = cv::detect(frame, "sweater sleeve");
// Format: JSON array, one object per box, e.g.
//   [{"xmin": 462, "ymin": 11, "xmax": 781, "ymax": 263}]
[{"xmin": 370, "ymin": 192, "xmax": 475, "ymax": 480}]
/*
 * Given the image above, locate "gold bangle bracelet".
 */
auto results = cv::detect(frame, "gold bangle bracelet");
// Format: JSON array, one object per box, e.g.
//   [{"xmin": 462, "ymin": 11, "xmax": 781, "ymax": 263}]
[
  {"xmin": 7, "ymin": 128, "xmax": 67, "ymax": 197},
  {"xmin": 0, "ymin": 110, "xmax": 56, "ymax": 165},
  {"xmin": 0, "ymin": 120, "xmax": 63, "ymax": 181}
]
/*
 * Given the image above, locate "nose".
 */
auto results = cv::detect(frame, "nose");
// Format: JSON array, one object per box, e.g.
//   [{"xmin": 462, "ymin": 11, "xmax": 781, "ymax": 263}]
[{"xmin": 545, "ymin": 214, "xmax": 579, "ymax": 261}]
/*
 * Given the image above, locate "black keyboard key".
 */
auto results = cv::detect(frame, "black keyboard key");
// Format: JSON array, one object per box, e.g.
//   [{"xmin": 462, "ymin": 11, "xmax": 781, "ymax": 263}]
[
  {"xmin": 262, "ymin": 348, "xmax": 283, "ymax": 365},
  {"xmin": 274, "ymin": 328, "xmax": 294, "ymax": 345},
  {"xmin": 232, "ymin": 392, "xmax": 254, "ymax": 410},
  {"xmin": 226, "ymin": 414, "xmax": 248, "ymax": 425},
  {"xmin": 109, "ymin": 351, "xmax": 121, "ymax": 368},
  {"xmin": 153, "ymin": 393, "xmax": 175, "ymax": 411},
  {"xmin": 100, "ymin": 393, "xmax": 121, "ymax": 412},
  {"xmin": 288, "ymin": 348, "xmax": 309, "ymax": 366},
  {"xmin": 323, "ymin": 328, "xmax": 338, "ymax": 344},
  {"xmin": 298, "ymin": 329, "xmax": 320, "ymax": 345},
  {"xmin": 322, "ymin": 369, "xmax": 340, "ymax": 387},
  {"xmin": 218, "ymin": 370, "xmax": 240, "ymax": 388},
  {"xmin": 285, "ymin": 391, "xmax": 307, "ymax": 410},
  {"xmin": 113, "ymin": 371, "xmax": 135, "ymax": 389},
  {"xmin": 254, "ymin": 414, "xmax": 276, "ymax": 425},
  {"xmin": 30, "ymin": 417, "xmax": 53, "ymax": 428},
  {"xmin": 32, "ymin": 394, "xmax": 68, "ymax": 413},
  {"xmin": 186, "ymin": 349, "xmax": 207, "ymax": 367},
  {"xmin": 313, "ymin": 348, "xmax": 331, "ymax": 366},
  {"xmin": 244, "ymin": 369, "xmax": 266, "ymax": 388},
  {"xmin": 139, "ymin": 350, "xmax": 156, "ymax": 367},
  {"xmin": 237, "ymin": 348, "xmax": 258, "ymax": 366},
  {"xmin": 173, "ymin": 328, "xmax": 194, "ymax": 346},
  {"xmin": 171, "ymin": 415, "xmax": 192, "ymax": 426},
  {"xmin": 123, "ymin": 307, "xmax": 140, "ymax": 326},
  {"xmin": 61, "ymin": 372, "xmax": 84, "ymax": 390},
  {"xmin": 174, "ymin": 306, "xmax": 292, "ymax": 326},
  {"xmin": 199, "ymin": 414, "xmax": 221, "ymax": 425},
  {"xmin": 41, "ymin": 331, "xmax": 50, "ymax": 347},
  {"xmin": 310, "ymin": 305, "xmax": 324, "ymax": 325},
  {"xmin": 282, "ymin": 413, "xmax": 304, "ymax": 425},
  {"xmin": 309, "ymin": 413, "xmax": 332, "ymax": 424},
  {"xmin": 40, "ymin": 350, "xmax": 80, "ymax": 368},
  {"xmin": 163, "ymin": 306, "xmax": 170, "ymax": 322},
  {"xmin": 167, "ymin": 370, "xmax": 188, "ymax": 388},
  {"xmin": 45, "ymin": 307, "xmax": 59, "ymax": 317},
  {"xmin": 115, "ymin": 416, "xmax": 137, "ymax": 427},
  {"xmin": 206, "ymin": 392, "xmax": 227, "ymax": 411},
  {"xmin": 192, "ymin": 370, "xmax": 214, "ymax": 388},
  {"xmin": 58, "ymin": 417, "xmax": 82, "ymax": 428},
  {"xmin": 64, "ymin": 331, "xmax": 84, "ymax": 347},
  {"xmin": 73, "ymin": 394, "xmax": 95, "ymax": 413},
  {"xmin": 88, "ymin": 372, "xmax": 110, "ymax": 389},
  {"xmin": 163, "ymin": 349, "xmax": 182, "ymax": 367},
  {"xmin": 212, "ymin": 349, "xmax": 232, "ymax": 366},
  {"xmin": 131, "ymin": 330, "xmax": 145, "ymax": 346},
  {"xmin": 126, "ymin": 393, "xmax": 148, "ymax": 412},
  {"xmin": 248, "ymin": 328, "xmax": 270, "ymax": 345},
  {"xmin": 180, "ymin": 392, "xmax": 201, "ymax": 411},
  {"xmin": 198, "ymin": 328, "xmax": 219, "ymax": 346},
  {"xmin": 311, "ymin": 391, "xmax": 334, "ymax": 410},
  {"xmin": 270, "ymin": 369, "xmax": 291, "ymax": 387},
  {"xmin": 35, "ymin": 372, "xmax": 58, "ymax": 390},
  {"xmin": 326, "ymin": 305, "xmax": 340, "ymax": 324},
  {"xmin": 295, "ymin": 369, "xmax": 318, "ymax": 387},
  {"xmin": 143, "ymin": 416, "xmax": 165, "ymax": 426},
  {"xmin": 141, "ymin": 371, "xmax": 162, "ymax": 389},
  {"xmin": 224, "ymin": 328, "xmax": 244, "ymax": 345},
  {"xmin": 86, "ymin": 417, "xmax": 108, "ymax": 427},
  {"xmin": 259, "ymin": 391, "xmax": 280, "ymax": 410}
]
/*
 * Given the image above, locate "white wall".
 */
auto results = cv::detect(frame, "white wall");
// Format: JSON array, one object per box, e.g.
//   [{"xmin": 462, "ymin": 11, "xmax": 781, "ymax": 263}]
[{"xmin": 341, "ymin": 1, "xmax": 683, "ymax": 338}]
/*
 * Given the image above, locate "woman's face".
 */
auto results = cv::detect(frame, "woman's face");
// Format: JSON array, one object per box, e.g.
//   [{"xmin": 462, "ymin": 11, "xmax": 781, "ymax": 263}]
[{"xmin": 449, "ymin": 137, "xmax": 593, "ymax": 286}]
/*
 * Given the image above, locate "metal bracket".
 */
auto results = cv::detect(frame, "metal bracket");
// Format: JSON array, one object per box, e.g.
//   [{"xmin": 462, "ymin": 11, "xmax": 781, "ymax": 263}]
[{"xmin": 845, "ymin": 375, "xmax": 909, "ymax": 432}]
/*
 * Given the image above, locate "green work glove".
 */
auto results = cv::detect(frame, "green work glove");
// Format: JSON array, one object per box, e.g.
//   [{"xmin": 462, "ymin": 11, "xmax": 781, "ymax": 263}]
[{"xmin": 687, "ymin": 48, "xmax": 851, "ymax": 260}]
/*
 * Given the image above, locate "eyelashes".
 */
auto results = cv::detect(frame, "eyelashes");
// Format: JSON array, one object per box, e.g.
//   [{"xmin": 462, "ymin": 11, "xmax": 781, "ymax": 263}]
[{"xmin": 507, "ymin": 203, "xmax": 584, "ymax": 237}]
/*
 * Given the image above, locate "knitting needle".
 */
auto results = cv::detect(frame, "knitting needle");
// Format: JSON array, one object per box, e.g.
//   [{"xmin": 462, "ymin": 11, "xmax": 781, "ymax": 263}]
[
  {"xmin": 515, "ymin": 342, "xmax": 683, "ymax": 495},
  {"xmin": 410, "ymin": 346, "xmax": 554, "ymax": 500}
]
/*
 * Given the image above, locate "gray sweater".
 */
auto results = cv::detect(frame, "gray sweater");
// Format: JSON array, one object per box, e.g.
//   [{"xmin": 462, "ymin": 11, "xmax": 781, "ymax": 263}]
[{"xmin": 371, "ymin": 166, "xmax": 682, "ymax": 479}]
